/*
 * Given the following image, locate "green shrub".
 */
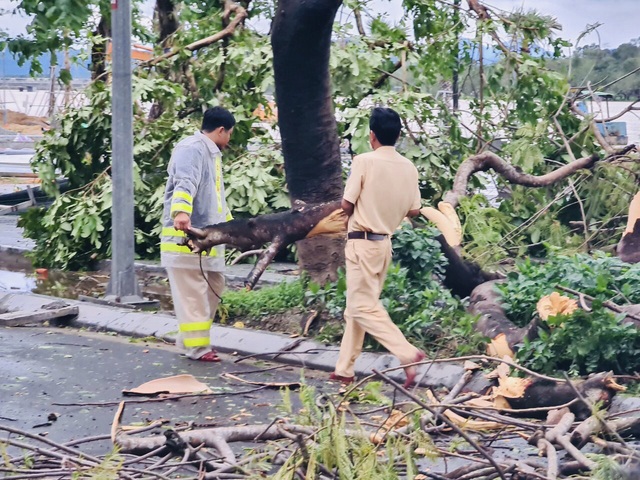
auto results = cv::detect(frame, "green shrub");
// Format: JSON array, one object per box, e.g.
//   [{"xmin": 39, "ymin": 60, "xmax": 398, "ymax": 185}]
[
  {"xmin": 221, "ymin": 280, "xmax": 306, "ymax": 320},
  {"xmin": 498, "ymin": 253, "xmax": 640, "ymax": 375},
  {"xmin": 497, "ymin": 253, "xmax": 640, "ymax": 327},
  {"xmin": 517, "ymin": 303, "xmax": 640, "ymax": 376}
]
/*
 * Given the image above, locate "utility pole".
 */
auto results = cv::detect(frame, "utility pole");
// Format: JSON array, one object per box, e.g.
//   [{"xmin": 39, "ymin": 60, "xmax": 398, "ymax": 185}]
[
  {"xmin": 106, "ymin": 0, "xmax": 142, "ymax": 303},
  {"xmin": 452, "ymin": 0, "xmax": 460, "ymax": 112}
]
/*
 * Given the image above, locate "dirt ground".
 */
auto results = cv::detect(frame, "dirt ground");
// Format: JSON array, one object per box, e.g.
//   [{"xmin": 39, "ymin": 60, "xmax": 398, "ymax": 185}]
[{"xmin": 1, "ymin": 109, "xmax": 49, "ymax": 134}]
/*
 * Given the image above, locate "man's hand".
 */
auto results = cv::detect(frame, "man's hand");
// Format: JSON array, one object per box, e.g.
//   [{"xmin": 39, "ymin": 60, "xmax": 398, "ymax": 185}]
[{"xmin": 174, "ymin": 212, "xmax": 191, "ymax": 232}]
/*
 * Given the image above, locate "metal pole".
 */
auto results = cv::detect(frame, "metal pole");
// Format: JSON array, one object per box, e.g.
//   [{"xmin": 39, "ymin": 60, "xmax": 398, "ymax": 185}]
[
  {"xmin": 106, "ymin": 0, "xmax": 140, "ymax": 301},
  {"xmin": 452, "ymin": 0, "xmax": 460, "ymax": 112}
]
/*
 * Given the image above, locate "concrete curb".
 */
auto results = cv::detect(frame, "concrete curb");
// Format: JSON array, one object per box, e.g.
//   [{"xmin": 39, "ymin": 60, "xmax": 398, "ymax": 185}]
[{"xmin": 0, "ymin": 291, "xmax": 465, "ymax": 389}]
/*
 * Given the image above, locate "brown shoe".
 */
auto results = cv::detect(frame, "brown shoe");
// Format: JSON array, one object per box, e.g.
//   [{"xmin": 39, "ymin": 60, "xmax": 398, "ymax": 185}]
[
  {"xmin": 329, "ymin": 372, "xmax": 355, "ymax": 385},
  {"xmin": 403, "ymin": 350, "xmax": 426, "ymax": 388}
]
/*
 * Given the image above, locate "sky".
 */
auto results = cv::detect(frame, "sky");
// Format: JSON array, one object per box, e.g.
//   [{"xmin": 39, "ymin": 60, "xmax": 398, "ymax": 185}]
[{"xmin": 0, "ymin": 0, "xmax": 638, "ymax": 50}]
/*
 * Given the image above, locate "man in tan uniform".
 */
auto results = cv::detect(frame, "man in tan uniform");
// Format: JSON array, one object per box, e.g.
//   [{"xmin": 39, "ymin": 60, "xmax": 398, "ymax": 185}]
[{"xmin": 331, "ymin": 107, "xmax": 425, "ymax": 388}]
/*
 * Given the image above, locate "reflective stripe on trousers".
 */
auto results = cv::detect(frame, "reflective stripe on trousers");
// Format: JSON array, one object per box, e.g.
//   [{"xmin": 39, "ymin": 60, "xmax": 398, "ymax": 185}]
[{"xmin": 166, "ymin": 266, "xmax": 225, "ymax": 359}]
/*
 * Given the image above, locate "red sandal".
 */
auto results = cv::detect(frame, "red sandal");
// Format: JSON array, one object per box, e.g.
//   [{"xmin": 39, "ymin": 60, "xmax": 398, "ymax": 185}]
[
  {"xmin": 329, "ymin": 372, "xmax": 355, "ymax": 385},
  {"xmin": 196, "ymin": 350, "xmax": 221, "ymax": 362}
]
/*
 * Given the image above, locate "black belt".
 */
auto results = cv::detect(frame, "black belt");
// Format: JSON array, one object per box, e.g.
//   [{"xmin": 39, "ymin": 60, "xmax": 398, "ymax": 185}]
[{"xmin": 347, "ymin": 231, "xmax": 388, "ymax": 241}]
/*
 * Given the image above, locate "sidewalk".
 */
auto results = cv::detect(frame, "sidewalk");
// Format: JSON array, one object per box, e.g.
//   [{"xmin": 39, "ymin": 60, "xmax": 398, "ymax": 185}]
[
  {"xmin": 0, "ymin": 214, "xmax": 465, "ymax": 389},
  {"xmin": 0, "ymin": 291, "xmax": 464, "ymax": 389}
]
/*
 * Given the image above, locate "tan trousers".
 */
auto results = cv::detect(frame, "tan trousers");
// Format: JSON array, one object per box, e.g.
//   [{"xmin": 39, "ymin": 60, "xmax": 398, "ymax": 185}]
[
  {"xmin": 166, "ymin": 266, "xmax": 225, "ymax": 359},
  {"xmin": 335, "ymin": 239, "xmax": 421, "ymax": 377}
]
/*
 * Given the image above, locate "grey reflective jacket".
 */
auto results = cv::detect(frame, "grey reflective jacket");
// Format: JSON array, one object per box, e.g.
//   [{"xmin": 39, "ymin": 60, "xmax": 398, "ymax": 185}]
[{"xmin": 160, "ymin": 131, "xmax": 232, "ymax": 271}]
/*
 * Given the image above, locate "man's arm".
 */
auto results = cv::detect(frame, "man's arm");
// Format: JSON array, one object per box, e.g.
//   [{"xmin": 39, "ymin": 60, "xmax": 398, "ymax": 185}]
[
  {"xmin": 170, "ymin": 146, "xmax": 203, "ymax": 231},
  {"xmin": 341, "ymin": 198, "xmax": 354, "ymax": 217}
]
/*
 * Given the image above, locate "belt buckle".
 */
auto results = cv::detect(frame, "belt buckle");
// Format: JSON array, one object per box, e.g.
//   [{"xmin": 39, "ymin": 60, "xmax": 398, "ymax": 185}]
[{"xmin": 363, "ymin": 232, "xmax": 369, "ymax": 240}]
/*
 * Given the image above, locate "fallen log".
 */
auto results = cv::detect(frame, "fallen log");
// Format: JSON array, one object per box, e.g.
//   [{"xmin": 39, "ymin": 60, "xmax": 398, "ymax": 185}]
[
  {"xmin": 468, "ymin": 280, "xmax": 538, "ymax": 351},
  {"xmin": 186, "ymin": 200, "xmax": 344, "ymax": 289},
  {"xmin": 186, "ymin": 201, "xmax": 496, "ymax": 294},
  {"xmin": 505, "ymin": 372, "xmax": 624, "ymax": 420}
]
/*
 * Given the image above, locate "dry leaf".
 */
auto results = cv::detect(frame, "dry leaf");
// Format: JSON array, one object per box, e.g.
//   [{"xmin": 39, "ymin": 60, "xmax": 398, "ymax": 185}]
[
  {"xmin": 425, "ymin": 390, "xmax": 504, "ymax": 431},
  {"xmin": 123, "ymin": 374, "xmax": 211, "ymax": 395},
  {"xmin": 536, "ymin": 292, "xmax": 578, "ymax": 320},
  {"xmin": 370, "ymin": 410, "xmax": 411, "ymax": 444},
  {"xmin": 464, "ymin": 360, "xmax": 482, "ymax": 371},
  {"xmin": 486, "ymin": 333, "xmax": 514, "ymax": 358},
  {"xmin": 233, "ymin": 321, "xmax": 245, "ymax": 329},
  {"xmin": 485, "ymin": 361, "xmax": 511, "ymax": 379}
]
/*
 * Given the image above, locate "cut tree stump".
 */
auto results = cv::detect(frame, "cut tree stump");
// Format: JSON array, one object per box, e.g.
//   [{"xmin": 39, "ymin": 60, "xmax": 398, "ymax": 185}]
[{"xmin": 0, "ymin": 306, "xmax": 79, "ymax": 327}]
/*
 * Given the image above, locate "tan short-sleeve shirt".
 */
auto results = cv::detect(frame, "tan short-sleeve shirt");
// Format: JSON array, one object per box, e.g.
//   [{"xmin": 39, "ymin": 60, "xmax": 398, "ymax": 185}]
[{"xmin": 343, "ymin": 146, "xmax": 421, "ymax": 235}]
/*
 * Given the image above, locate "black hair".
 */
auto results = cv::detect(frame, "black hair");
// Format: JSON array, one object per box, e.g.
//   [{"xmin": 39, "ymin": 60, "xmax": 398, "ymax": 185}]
[
  {"xmin": 369, "ymin": 107, "xmax": 402, "ymax": 146},
  {"xmin": 202, "ymin": 106, "xmax": 236, "ymax": 132}
]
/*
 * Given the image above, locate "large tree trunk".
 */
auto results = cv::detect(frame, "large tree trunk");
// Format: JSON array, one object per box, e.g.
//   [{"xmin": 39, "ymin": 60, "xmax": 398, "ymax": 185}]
[
  {"xmin": 91, "ymin": 15, "xmax": 111, "ymax": 81},
  {"xmin": 271, "ymin": 0, "xmax": 345, "ymax": 284},
  {"xmin": 155, "ymin": 0, "xmax": 179, "ymax": 47}
]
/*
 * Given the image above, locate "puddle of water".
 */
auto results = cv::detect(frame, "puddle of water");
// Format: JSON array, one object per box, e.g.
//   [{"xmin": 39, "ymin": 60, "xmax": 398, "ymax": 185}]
[{"xmin": 0, "ymin": 268, "xmax": 175, "ymax": 311}]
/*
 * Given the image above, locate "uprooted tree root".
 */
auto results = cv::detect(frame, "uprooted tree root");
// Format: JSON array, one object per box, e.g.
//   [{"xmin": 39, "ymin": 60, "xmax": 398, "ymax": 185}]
[{"xmin": 2, "ymin": 357, "xmax": 640, "ymax": 479}]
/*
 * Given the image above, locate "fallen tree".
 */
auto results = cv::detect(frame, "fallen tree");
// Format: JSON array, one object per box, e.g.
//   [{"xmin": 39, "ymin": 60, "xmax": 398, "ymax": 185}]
[
  {"xmin": 2, "ymin": 358, "xmax": 637, "ymax": 479},
  {"xmin": 186, "ymin": 144, "xmax": 638, "ymax": 292}
]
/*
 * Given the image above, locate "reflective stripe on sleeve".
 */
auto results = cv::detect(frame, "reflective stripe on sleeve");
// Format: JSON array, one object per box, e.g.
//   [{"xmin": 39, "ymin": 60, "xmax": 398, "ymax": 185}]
[
  {"xmin": 215, "ymin": 155, "xmax": 223, "ymax": 214},
  {"xmin": 172, "ymin": 191, "xmax": 193, "ymax": 204},
  {"xmin": 161, "ymin": 227, "xmax": 186, "ymax": 238},
  {"xmin": 170, "ymin": 203, "xmax": 193, "ymax": 215}
]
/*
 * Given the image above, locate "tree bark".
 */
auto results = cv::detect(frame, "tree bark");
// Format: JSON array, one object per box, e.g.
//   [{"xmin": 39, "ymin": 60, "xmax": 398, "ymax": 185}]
[
  {"xmin": 187, "ymin": 201, "xmax": 345, "ymax": 289},
  {"xmin": 148, "ymin": 0, "xmax": 182, "ymax": 120},
  {"xmin": 155, "ymin": 0, "xmax": 179, "ymax": 47},
  {"xmin": 468, "ymin": 280, "xmax": 539, "ymax": 349},
  {"xmin": 271, "ymin": 0, "xmax": 345, "ymax": 283},
  {"xmin": 443, "ymin": 151, "xmax": 599, "ymax": 209},
  {"xmin": 91, "ymin": 15, "xmax": 111, "ymax": 81}
]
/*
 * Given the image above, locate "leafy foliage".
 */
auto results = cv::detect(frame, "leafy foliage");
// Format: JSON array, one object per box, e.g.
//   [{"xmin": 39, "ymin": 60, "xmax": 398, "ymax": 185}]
[
  {"xmin": 259, "ymin": 384, "xmax": 433, "ymax": 480},
  {"xmin": 517, "ymin": 303, "xmax": 640, "ymax": 376},
  {"xmin": 8, "ymin": 0, "xmax": 639, "ymax": 276},
  {"xmin": 497, "ymin": 253, "xmax": 640, "ymax": 375},
  {"xmin": 497, "ymin": 253, "xmax": 640, "ymax": 327}
]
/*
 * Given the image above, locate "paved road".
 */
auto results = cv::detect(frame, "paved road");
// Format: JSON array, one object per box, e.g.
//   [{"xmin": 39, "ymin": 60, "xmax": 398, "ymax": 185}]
[{"xmin": 0, "ymin": 326, "xmax": 332, "ymax": 456}]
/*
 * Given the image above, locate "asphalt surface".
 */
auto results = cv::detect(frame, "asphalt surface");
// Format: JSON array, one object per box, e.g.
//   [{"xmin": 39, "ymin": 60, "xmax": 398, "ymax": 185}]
[{"xmin": 0, "ymin": 326, "xmax": 332, "ymax": 457}]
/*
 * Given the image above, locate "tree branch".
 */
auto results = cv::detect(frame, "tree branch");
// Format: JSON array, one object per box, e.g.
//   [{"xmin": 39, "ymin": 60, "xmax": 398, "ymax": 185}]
[
  {"xmin": 147, "ymin": 0, "xmax": 247, "ymax": 66},
  {"xmin": 443, "ymin": 151, "xmax": 596, "ymax": 208}
]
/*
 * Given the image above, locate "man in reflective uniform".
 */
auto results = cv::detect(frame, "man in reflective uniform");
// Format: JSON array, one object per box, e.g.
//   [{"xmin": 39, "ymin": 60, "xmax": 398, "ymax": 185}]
[
  {"xmin": 160, "ymin": 107, "xmax": 235, "ymax": 362},
  {"xmin": 331, "ymin": 107, "xmax": 426, "ymax": 387}
]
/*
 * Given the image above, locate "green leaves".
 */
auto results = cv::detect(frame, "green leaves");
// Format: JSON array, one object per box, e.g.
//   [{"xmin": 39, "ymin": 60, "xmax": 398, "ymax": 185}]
[
  {"xmin": 517, "ymin": 303, "xmax": 640, "ymax": 376},
  {"xmin": 496, "ymin": 254, "xmax": 640, "ymax": 375}
]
